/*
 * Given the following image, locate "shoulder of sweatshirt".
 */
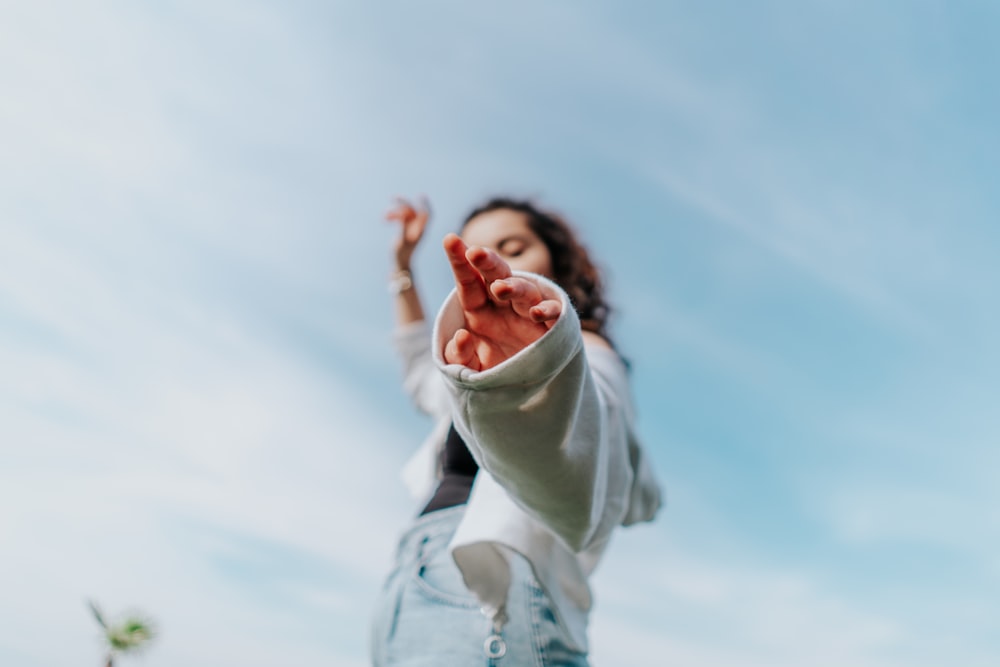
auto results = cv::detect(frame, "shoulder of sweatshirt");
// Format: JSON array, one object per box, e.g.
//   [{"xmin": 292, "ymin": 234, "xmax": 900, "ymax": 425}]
[
  {"xmin": 581, "ymin": 330, "xmax": 613, "ymax": 351},
  {"xmin": 581, "ymin": 333, "xmax": 627, "ymax": 381},
  {"xmin": 582, "ymin": 335, "xmax": 634, "ymax": 417}
]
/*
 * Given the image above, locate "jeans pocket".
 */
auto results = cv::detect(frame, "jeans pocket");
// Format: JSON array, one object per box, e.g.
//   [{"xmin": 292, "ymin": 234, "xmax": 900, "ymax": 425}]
[
  {"xmin": 412, "ymin": 547, "xmax": 481, "ymax": 609},
  {"xmin": 528, "ymin": 581, "xmax": 590, "ymax": 666}
]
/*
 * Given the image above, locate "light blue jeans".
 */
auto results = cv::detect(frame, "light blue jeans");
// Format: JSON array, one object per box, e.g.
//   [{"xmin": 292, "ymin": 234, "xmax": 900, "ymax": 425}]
[{"xmin": 370, "ymin": 505, "xmax": 590, "ymax": 666}]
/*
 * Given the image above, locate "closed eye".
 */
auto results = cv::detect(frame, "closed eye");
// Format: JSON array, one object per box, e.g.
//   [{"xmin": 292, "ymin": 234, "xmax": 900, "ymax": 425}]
[{"xmin": 499, "ymin": 238, "xmax": 527, "ymax": 257}]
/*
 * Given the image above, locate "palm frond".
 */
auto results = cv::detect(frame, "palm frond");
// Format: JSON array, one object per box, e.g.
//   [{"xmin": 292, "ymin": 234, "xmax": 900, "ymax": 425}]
[
  {"xmin": 88, "ymin": 601, "xmax": 157, "ymax": 657},
  {"xmin": 106, "ymin": 616, "xmax": 156, "ymax": 653},
  {"xmin": 88, "ymin": 600, "xmax": 108, "ymax": 630}
]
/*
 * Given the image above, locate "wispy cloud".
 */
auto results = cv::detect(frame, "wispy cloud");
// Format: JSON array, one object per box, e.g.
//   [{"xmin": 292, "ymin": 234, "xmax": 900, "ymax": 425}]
[
  {"xmin": 591, "ymin": 528, "xmax": 909, "ymax": 667},
  {"xmin": 1, "ymin": 166, "xmax": 415, "ymax": 666},
  {"xmin": 3, "ymin": 2, "xmax": 999, "ymax": 666}
]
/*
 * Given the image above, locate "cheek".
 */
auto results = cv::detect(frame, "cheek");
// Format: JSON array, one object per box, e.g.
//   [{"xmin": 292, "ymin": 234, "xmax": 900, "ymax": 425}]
[
  {"xmin": 522, "ymin": 250, "xmax": 554, "ymax": 277},
  {"xmin": 535, "ymin": 247, "xmax": 555, "ymax": 275},
  {"xmin": 540, "ymin": 254, "xmax": 555, "ymax": 276}
]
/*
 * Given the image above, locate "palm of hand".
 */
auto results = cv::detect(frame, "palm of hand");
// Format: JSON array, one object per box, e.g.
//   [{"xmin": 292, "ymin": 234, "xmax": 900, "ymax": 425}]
[
  {"xmin": 457, "ymin": 300, "xmax": 550, "ymax": 370},
  {"xmin": 442, "ymin": 234, "xmax": 562, "ymax": 371},
  {"xmin": 385, "ymin": 197, "xmax": 430, "ymax": 255}
]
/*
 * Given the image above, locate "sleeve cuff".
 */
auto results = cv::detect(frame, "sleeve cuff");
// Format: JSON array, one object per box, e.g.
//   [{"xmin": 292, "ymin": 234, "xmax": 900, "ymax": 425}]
[{"xmin": 431, "ymin": 271, "xmax": 583, "ymax": 389}]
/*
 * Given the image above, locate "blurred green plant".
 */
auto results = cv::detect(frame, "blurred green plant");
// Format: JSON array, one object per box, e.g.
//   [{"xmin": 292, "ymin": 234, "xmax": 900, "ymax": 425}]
[{"xmin": 88, "ymin": 600, "xmax": 156, "ymax": 667}]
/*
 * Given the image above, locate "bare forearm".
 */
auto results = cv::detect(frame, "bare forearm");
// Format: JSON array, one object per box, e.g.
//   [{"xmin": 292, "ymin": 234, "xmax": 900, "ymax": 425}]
[
  {"xmin": 391, "ymin": 267, "xmax": 426, "ymax": 325},
  {"xmin": 384, "ymin": 196, "xmax": 432, "ymax": 326}
]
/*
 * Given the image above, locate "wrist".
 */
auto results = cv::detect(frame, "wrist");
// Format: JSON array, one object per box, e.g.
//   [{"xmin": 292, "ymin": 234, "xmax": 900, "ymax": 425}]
[{"xmin": 394, "ymin": 246, "xmax": 415, "ymax": 269}]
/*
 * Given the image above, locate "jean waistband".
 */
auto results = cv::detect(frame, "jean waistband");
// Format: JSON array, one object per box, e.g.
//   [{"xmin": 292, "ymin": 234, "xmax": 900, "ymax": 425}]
[{"xmin": 395, "ymin": 505, "xmax": 466, "ymax": 561}]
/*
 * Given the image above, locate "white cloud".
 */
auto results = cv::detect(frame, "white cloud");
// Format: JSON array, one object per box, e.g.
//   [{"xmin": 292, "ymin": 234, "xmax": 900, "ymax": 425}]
[
  {"xmin": 825, "ymin": 482, "xmax": 998, "ymax": 553},
  {"xmin": 3, "ymin": 2, "xmax": 999, "ymax": 666},
  {"xmin": 0, "ymin": 182, "xmax": 416, "ymax": 667},
  {"xmin": 592, "ymin": 531, "xmax": 908, "ymax": 667},
  {"xmin": 0, "ymin": 311, "xmax": 412, "ymax": 666},
  {"xmin": 651, "ymin": 164, "xmax": 933, "ymax": 333}
]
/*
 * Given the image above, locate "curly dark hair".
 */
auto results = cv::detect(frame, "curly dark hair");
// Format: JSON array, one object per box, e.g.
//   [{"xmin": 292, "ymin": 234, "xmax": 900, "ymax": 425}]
[{"xmin": 461, "ymin": 197, "xmax": 615, "ymax": 344}]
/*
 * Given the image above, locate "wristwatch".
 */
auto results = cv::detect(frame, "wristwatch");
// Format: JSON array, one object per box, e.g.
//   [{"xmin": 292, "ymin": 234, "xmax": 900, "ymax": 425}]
[{"xmin": 388, "ymin": 269, "xmax": 414, "ymax": 295}]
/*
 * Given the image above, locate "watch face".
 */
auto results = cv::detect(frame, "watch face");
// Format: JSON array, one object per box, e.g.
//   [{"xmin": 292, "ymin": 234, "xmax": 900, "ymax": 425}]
[{"xmin": 389, "ymin": 271, "xmax": 413, "ymax": 294}]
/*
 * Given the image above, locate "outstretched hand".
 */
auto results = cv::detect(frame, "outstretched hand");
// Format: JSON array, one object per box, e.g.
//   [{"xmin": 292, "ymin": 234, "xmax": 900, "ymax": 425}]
[
  {"xmin": 385, "ymin": 196, "xmax": 430, "ymax": 268},
  {"xmin": 442, "ymin": 233, "xmax": 563, "ymax": 371}
]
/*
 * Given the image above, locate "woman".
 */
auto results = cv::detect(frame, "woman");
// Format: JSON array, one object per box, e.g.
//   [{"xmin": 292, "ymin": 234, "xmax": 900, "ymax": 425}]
[{"xmin": 373, "ymin": 196, "xmax": 661, "ymax": 666}]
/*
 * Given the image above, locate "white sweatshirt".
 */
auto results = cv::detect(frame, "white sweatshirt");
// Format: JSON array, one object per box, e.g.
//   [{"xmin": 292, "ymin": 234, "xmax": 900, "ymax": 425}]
[{"xmin": 396, "ymin": 272, "xmax": 662, "ymax": 652}]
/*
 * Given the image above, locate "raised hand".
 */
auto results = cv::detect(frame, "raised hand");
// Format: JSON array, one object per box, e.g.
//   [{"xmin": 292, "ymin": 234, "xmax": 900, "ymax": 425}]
[
  {"xmin": 442, "ymin": 233, "xmax": 563, "ymax": 371},
  {"xmin": 385, "ymin": 196, "xmax": 431, "ymax": 268}
]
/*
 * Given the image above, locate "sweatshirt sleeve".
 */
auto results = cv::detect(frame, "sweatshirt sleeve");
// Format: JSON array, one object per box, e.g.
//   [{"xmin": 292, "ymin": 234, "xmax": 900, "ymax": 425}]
[
  {"xmin": 393, "ymin": 320, "xmax": 451, "ymax": 419},
  {"xmin": 432, "ymin": 272, "xmax": 661, "ymax": 553}
]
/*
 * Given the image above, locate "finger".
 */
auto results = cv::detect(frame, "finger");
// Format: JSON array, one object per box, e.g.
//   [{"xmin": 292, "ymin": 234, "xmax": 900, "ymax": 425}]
[
  {"xmin": 466, "ymin": 246, "xmax": 512, "ymax": 293},
  {"xmin": 443, "ymin": 234, "xmax": 489, "ymax": 311},
  {"xmin": 413, "ymin": 201, "xmax": 430, "ymax": 228},
  {"xmin": 490, "ymin": 276, "xmax": 542, "ymax": 306},
  {"xmin": 490, "ymin": 276, "xmax": 531, "ymax": 301},
  {"xmin": 386, "ymin": 196, "xmax": 414, "ymax": 222},
  {"xmin": 418, "ymin": 194, "xmax": 432, "ymax": 217},
  {"xmin": 444, "ymin": 328, "xmax": 481, "ymax": 369},
  {"xmin": 528, "ymin": 299, "xmax": 562, "ymax": 324},
  {"xmin": 405, "ymin": 211, "xmax": 429, "ymax": 244},
  {"xmin": 492, "ymin": 277, "xmax": 562, "ymax": 322}
]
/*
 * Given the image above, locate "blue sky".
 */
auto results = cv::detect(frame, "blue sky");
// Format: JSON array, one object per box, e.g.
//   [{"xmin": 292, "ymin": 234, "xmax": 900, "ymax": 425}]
[{"xmin": 2, "ymin": 1, "xmax": 999, "ymax": 665}]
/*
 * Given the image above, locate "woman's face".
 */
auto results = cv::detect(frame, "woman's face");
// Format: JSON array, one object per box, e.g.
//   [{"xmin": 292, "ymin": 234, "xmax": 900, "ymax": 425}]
[{"xmin": 461, "ymin": 209, "xmax": 554, "ymax": 279}]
